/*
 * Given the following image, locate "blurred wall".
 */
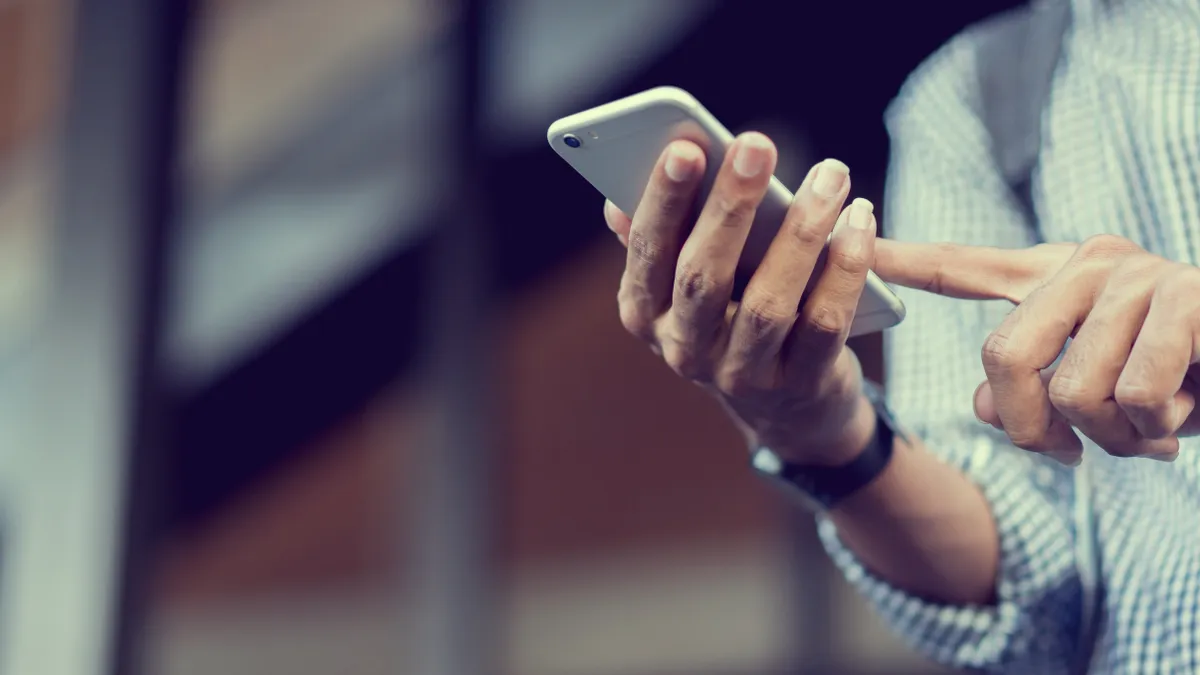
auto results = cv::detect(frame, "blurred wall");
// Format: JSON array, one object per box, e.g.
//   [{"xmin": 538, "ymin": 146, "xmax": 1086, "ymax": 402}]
[
  {"xmin": 0, "ymin": 1, "xmax": 980, "ymax": 673},
  {"xmin": 0, "ymin": 0, "xmax": 62, "ymax": 159},
  {"xmin": 149, "ymin": 239, "xmax": 930, "ymax": 675}
]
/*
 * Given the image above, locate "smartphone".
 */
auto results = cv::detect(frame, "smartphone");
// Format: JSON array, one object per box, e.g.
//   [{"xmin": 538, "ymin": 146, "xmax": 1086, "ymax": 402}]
[{"xmin": 547, "ymin": 86, "xmax": 905, "ymax": 337}]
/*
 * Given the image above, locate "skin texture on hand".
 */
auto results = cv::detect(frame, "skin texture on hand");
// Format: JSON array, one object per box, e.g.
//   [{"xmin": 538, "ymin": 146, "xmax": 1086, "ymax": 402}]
[
  {"xmin": 606, "ymin": 133, "xmax": 879, "ymax": 465},
  {"xmin": 874, "ymin": 234, "xmax": 1200, "ymax": 465}
]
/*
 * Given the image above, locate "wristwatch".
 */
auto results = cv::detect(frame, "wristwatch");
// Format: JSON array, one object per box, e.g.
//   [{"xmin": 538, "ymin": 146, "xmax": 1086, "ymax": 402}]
[{"xmin": 750, "ymin": 380, "xmax": 903, "ymax": 512}]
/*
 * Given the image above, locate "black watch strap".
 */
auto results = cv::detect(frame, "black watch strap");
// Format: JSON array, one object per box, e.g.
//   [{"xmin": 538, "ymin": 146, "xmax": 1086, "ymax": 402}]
[{"xmin": 750, "ymin": 381, "xmax": 901, "ymax": 511}]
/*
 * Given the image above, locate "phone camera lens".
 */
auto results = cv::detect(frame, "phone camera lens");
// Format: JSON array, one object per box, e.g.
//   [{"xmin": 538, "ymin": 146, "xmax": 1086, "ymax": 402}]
[{"xmin": 563, "ymin": 134, "xmax": 582, "ymax": 148}]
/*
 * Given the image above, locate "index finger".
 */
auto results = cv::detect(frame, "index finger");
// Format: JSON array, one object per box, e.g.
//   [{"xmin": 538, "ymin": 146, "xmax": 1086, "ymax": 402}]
[
  {"xmin": 617, "ymin": 140, "xmax": 707, "ymax": 333},
  {"xmin": 873, "ymin": 240, "xmax": 1068, "ymax": 304}
]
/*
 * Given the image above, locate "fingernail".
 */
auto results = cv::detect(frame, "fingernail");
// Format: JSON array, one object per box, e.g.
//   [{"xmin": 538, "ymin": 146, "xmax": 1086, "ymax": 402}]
[
  {"xmin": 664, "ymin": 144, "xmax": 701, "ymax": 183},
  {"xmin": 832, "ymin": 205, "xmax": 851, "ymax": 232},
  {"xmin": 732, "ymin": 133, "xmax": 772, "ymax": 178},
  {"xmin": 812, "ymin": 158, "xmax": 849, "ymax": 197},
  {"xmin": 848, "ymin": 198, "xmax": 875, "ymax": 230},
  {"xmin": 1048, "ymin": 451, "xmax": 1083, "ymax": 467},
  {"xmin": 972, "ymin": 382, "xmax": 989, "ymax": 424},
  {"xmin": 603, "ymin": 201, "xmax": 618, "ymax": 232}
]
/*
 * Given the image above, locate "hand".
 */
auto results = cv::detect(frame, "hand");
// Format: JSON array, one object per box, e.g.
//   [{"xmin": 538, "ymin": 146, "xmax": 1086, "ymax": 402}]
[
  {"xmin": 605, "ymin": 132, "xmax": 880, "ymax": 465},
  {"xmin": 875, "ymin": 234, "xmax": 1200, "ymax": 465}
]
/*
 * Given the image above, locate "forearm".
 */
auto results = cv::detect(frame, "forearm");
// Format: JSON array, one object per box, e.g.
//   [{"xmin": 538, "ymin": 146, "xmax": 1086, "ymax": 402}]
[
  {"xmin": 828, "ymin": 431, "xmax": 999, "ymax": 606},
  {"xmin": 768, "ymin": 393, "xmax": 1001, "ymax": 607},
  {"xmin": 807, "ymin": 394, "xmax": 1083, "ymax": 671}
]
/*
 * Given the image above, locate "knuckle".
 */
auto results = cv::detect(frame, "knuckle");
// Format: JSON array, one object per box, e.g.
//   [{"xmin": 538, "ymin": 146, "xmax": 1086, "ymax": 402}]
[
  {"xmin": 617, "ymin": 297, "xmax": 654, "ymax": 340},
  {"xmin": 980, "ymin": 331, "xmax": 1020, "ymax": 371},
  {"xmin": 627, "ymin": 230, "xmax": 667, "ymax": 268},
  {"xmin": 805, "ymin": 303, "xmax": 849, "ymax": 338},
  {"xmin": 1047, "ymin": 373, "xmax": 1093, "ymax": 413},
  {"xmin": 675, "ymin": 262, "xmax": 720, "ymax": 302},
  {"xmin": 830, "ymin": 241, "xmax": 868, "ymax": 273},
  {"xmin": 1113, "ymin": 380, "xmax": 1169, "ymax": 414},
  {"xmin": 787, "ymin": 221, "xmax": 830, "ymax": 251},
  {"xmin": 738, "ymin": 296, "xmax": 794, "ymax": 340},
  {"xmin": 926, "ymin": 243, "xmax": 955, "ymax": 291},
  {"xmin": 1076, "ymin": 234, "xmax": 1140, "ymax": 260},
  {"xmin": 709, "ymin": 191, "xmax": 757, "ymax": 225},
  {"xmin": 826, "ymin": 244, "xmax": 870, "ymax": 277},
  {"xmin": 921, "ymin": 243, "xmax": 962, "ymax": 296},
  {"xmin": 784, "ymin": 211, "xmax": 834, "ymax": 250},
  {"xmin": 661, "ymin": 343, "xmax": 709, "ymax": 382}
]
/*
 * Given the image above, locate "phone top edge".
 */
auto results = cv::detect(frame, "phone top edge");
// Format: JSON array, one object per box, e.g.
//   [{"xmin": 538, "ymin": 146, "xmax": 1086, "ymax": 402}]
[
  {"xmin": 864, "ymin": 271, "xmax": 907, "ymax": 319},
  {"xmin": 547, "ymin": 86, "xmax": 703, "ymax": 145}
]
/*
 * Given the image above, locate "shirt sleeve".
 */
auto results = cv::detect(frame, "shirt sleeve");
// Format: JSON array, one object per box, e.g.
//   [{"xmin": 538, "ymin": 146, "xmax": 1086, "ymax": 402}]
[{"xmin": 816, "ymin": 30, "xmax": 1085, "ymax": 673}]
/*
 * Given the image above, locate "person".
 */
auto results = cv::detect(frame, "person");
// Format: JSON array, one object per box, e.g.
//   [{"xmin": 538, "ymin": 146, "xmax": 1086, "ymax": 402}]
[{"xmin": 599, "ymin": 1, "xmax": 1200, "ymax": 673}]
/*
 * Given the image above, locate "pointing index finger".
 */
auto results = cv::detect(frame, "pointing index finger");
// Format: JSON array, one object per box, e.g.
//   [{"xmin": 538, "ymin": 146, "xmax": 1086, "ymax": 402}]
[{"xmin": 872, "ymin": 240, "xmax": 1069, "ymax": 304}]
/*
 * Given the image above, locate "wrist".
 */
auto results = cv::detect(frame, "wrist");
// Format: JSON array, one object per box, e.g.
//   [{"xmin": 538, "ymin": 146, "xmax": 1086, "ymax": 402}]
[
  {"xmin": 768, "ymin": 393, "xmax": 878, "ymax": 466},
  {"xmin": 750, "ymin": 385, "xmax": 897, "ymax": 512}
]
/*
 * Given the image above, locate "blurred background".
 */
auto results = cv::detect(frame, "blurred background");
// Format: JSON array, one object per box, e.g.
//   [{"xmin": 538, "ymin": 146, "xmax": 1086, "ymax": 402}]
[{"xmin": 0, "ymin": 1, "xmax": 1024, "ymax": 674}]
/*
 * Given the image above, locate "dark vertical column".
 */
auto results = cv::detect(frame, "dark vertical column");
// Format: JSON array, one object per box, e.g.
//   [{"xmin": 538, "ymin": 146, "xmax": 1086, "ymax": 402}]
[
  {"xmin": 414, "ymin": 0, "xmax": 497, "ymax": 674},
  {"xmin": 51, "ymin": 0, "xmax": 193, "ymax": 673}
]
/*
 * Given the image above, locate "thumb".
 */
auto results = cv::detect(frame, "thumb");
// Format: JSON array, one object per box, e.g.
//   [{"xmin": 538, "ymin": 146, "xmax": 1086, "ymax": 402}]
[
  {"xmin": 972, "ymin": 380, "xmax": 1002, "ymax": 428},
  {"xmin": 975, "ymin": 368, "xmax": 1084, "ymax": 465},
  {"xmin": 974, "ymin": 368, "xmax": 1058, "ymax": 428}
]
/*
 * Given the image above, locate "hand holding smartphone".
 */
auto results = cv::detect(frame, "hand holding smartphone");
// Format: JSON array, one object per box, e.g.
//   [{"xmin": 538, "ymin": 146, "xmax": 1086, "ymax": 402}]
[
  {"xmin": 547, "ymin": 86, "xmax": 904, "ymax": 337},
  {"xmin": 547, "ymin": 86, "xmax": 904, "ymax": 464}
]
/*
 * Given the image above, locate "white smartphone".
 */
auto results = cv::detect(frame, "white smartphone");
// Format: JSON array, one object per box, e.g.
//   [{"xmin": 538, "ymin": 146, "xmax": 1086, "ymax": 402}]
[{"xmin": 547, "ymin": 86, "xmax": 905, "ymax": 337}]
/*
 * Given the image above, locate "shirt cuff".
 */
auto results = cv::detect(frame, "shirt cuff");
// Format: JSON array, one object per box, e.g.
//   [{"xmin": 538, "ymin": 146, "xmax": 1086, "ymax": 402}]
[{"xmin": 817, "ymin": 436, "xmax": 1082, "ymax": 672}]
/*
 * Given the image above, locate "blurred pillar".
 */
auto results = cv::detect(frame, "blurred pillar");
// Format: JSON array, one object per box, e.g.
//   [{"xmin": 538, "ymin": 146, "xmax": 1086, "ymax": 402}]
[
  {"xmin": 48, "ymin": 0, "xmax": 192, "ymax": 674},
  {"xmin": 413, "ymin": 0, "xmax": 497, "ymax": 674}
]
